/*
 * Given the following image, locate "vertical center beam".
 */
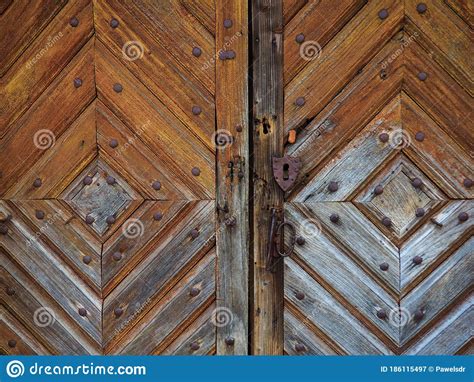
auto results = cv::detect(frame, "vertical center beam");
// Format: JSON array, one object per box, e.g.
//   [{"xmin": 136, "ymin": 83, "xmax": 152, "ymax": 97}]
[
  {"xmin": 216, "ymin": 1, "xmax": 249, "ymax": 355},
  {"xmin": 251, "ymin": 0, "xmax": 284, "ymax": 354}
]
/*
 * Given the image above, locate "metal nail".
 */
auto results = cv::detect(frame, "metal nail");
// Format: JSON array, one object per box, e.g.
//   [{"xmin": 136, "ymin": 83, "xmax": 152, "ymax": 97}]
[
  {"xmin": 226, "ymin": 50, "xmax": 236, "ymax": 59},
  {"xmin": 83, "ymin": 255, "xmax": 92, "ymax": 265},
  {"xmin": 376, "ymin": 309, "xmax": 387, "ymax": 319},
  {"xmin": 192, "ymin": 47, "xmax": 202, "ymax": 57},
  {"xmin": 113, "ymin": 83, "xmax": 123, "ymax": 93},
  {"xmin": 8, "ymin": 340, "xmax": 16, "ymax": 348},
  {"xmin": 106, "ymin": 216, "xmax": 116, "ymax": 225},
  {"xmin": 6, "ymin": 287, "xmax": 15, "ymax": 296},
  {"xmin": 109, "ymin": 139, "xmax": 119, "ymax": 148},
  {"xmin": 190, "ymin": 229, "xmax": 199, "ymax": 239},
  {"xmin": 0, "ymin": 224, "xmax": 8, "ymax": 235},
  {"xmin": 83, "ymin": 176, "xmax": 93, "ymax": 185},
  {"xmin": 78, "ymin": 308, "xmax": 87, "ymax": 317},
  {"xmin": 296, "ymin": 236, "xmax": 305, "ymax": 245},
  {"xmin": 295, "ymin": 97, "xmax": 305, "ymax": 107},
  {"xmin": 295, "ymin": 291, "xmax": 305, "ymax": 300},
  {"xmin": 153, "ymin": 212, "xmax": 163, "ymax": 221},
  {"xmin": 329, "ymin": 213, "xmax": 339, "ymax": 223},
  {"xmin": 35, "ymin": 210, "xmax": 45, "ymax": 220},
  {"xmin": 417, "ymin": 72, "xmax": 428, "ymax": 81},
  {"xmin": 416, "ymin": 3, "xmax": 427, "ymax": 13},
  {"xmin": 69, "ymin": 17, "xmax": 79, "ymax": 27},
  {"xmin": 412, "ymin": 256, "xmax": 423, "ymax": 265},
  {"xmin": 192, "ymin": 106, "xmax": 202, "ymax": 115},
  {"xmin": 458, "ymin": 212, "xmax": 469, "ymax": 222},
  {"xmin": 382, "ymin": 217, "xmax": 392, "ymax": 227},
  {"xmin": 295, "ymin": 343, "xmax": 306, "ymax": 352},
  {"xmin": 380, "ymin": 263, "xmax": 389, "ymax": 271},
  {"xmin": 414, "ymin": 309, "xmax": 424, "ymax": 320},
  {"xmin": 152, "ymin": 181, "xmax": 161, "ymax": 190},
  {"xmin": 378, "ymin": 9, "xmax": 389, "ymax": 20},
  {"xmin": 110, "ymin": 18, "xmax": 119, "ymax": 28},
  {"xmin": 415, "ymin": 208, "xmax": 425, "ymax": 217},
  {"xmin": 415, "ymin": 131, "xmax": 425, "ymax": 141},
  {"xmin": 112, "ymin": 252, "xmax": 122, "ymax": 261},
  {"xmin": 463, "ymin": 178, "xmax": 473, "ymax": 188},
  {"xmin": 327, "ymin": 181, "xmax": 339, "ymax": 192},
  {"xmin": 191, "ymin": 167, "xmax": 201, "ymax": 176},
  {"xmin": 225, "ymin": 337, "xmax": 235, "ymax": 346},
  {"xmin": 412, "ymin": 178, "xmax": 423, "ymax": 188},
  {"xmin": 295, "ymin": 33, "xmax": 305, "ymax": 43},
  {"xmin": 374, "ymin": 185, "xmax": 384, "ymax": 195},
  {"xmin": 33, "ymin": 178, "xmax": 42, "ymax": 188},
  {"xmin": 190, "ymin": 342, "xmax": 200, "ymax": 351},
  {"xmin": 114, "ymin": 307, "xmax": 123, "ymax": 317},
  {"xmin": 106, "ymin": 176, "xmax": 116, "ymax": 185},
  {"xmin": 189, "ymin": 287, "xmax": 200, "ymax": 297},
  {"xmin": 379, "ymin": 133, "xmax": 389, "ymax": 143},
  {"xmin": 223, "ymin": 19, "xmax": 233, "ymax": 28},
  {"xmin": 85, "ymin": 215, "xmax": 95, "ymax": 224},
  {"xmin": 74, "ymin": 78, "xmax": 82, "ymax": 88}
]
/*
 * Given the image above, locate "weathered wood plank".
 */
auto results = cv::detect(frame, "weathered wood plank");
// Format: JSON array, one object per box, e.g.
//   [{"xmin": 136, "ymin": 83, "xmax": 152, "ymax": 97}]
[
  {"xmin": 215, "ymin": 0, "xmax": 249, "ymax": 355},
  {"xmin": 252, "ymin": 0, "xmax": 285, "ymax": 355},
  {"xmin": 445, "ymin": 0, "xmax": 473, "ymax": 27}
]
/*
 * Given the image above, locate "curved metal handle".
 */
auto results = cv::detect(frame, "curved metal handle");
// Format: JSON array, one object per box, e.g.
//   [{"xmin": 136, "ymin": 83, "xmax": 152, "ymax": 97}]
[{"xmin": 275, "ymin": 221, "xmax": 296, "ymax": 258}]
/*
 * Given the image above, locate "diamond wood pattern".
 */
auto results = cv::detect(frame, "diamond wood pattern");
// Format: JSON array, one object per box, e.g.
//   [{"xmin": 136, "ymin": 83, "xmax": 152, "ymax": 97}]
[
  {"xmin": 1, "ymin": 0, "xmax": 248, "ymax": 355},
  {"xmin": 283, "ymin": 0, "xmax": 473, "ymax": 355}
]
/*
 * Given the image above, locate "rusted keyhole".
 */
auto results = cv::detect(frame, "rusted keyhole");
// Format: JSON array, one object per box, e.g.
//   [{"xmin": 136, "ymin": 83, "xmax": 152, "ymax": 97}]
[
  {"xmin": 283, "ymin": 163, "xmax": 289, "ymax": 181},
  {"xmin": 262, "ymin": 117, "xmax": 271, "ymax": 134}
]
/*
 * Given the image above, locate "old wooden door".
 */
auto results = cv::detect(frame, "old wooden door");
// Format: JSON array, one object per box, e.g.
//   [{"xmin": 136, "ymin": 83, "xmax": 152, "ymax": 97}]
[
  {"xmin": 275, "ymin": 0, "xmax": 473, "ymax": 355},
  {"xmin": 1, "ymin": 0, "xmax": 248, "ymax": 355}
]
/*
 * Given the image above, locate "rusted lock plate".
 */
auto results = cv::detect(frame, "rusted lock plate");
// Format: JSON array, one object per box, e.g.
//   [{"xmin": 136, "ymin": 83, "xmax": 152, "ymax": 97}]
[{"xmin": 272, "ymin": 155, "xmax": 301, "ymax": 192}]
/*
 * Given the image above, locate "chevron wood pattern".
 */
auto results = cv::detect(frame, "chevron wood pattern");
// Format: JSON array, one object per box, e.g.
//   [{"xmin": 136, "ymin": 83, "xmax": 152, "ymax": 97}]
[
  {"xmin": 283, "ymin": 0, "xmax": 473, "ymax": 355},
  {"xmin": 1, "ymin": 0, "xmax": 248, "ymax": 355}
]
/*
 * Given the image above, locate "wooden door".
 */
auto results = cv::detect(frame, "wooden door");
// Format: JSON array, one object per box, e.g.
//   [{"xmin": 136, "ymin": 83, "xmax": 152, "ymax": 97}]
[
  {"xmin": 280, "ymin": 0, "xmax": 473, "ymax": 355},
  {"xmin": 0, "ymin": 0, "xmax": 248, "ymax": 355}
]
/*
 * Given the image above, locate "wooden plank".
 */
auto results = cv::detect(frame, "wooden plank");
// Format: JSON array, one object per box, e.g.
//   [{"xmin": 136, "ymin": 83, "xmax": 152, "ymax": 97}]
[
  {"xmin": 285, "ymin": 258, "xmax": 394, "ymax": 354},
  {"xmin": 0, "ymin": 0, "xmax": 94, "ymax": 132},
  {"xmin": 251, "ymin": 0, "xmax": 284, "ymax": 355},
  {"xmin": 295, "ymin": 202, "xmax": 400, "ymax": 293},
  {"xmin": 400, "ymin": 200, "xmax": 473, "ymax": 292},
  {"xmin": 284, "ymin": 0, "xmax": 366, "ymax": 85},
  {"xmin": 400, "ymin": 238, "xmax": 473, "ymax": 345},
  {"xmin": 0, "ymin": 0, "xmax": 67, "ymax": 76},
  {"xmin": 444, "ymin": 0, "xmax": 473, "ymax": 27},
  {"xmin": 284, "ymin": 0, "xmax": 404, "ymax": 132},
  {"xmin": 215, "ymin": 0, "xmax": 249, "ymax": 355},
  {"xmin": 181, "ymin": 0, "xmax": 216, "ymax": 35},
  {"xmin": 285, "ymin": 204, "xmax": 399, "ymax": 343},
  {"xmin": 293, "ymin": 95, "xmax": 400, "ymax": 202}
]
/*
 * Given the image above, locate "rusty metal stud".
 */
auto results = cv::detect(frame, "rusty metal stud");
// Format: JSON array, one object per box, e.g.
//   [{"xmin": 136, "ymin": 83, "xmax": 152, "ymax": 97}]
[
  {"xmin": 458, "ymin": 212, "xmax": 469, "ymax": 222},
  {"xmin": 412, "ymin": 255, "xmax": 423, "ymax": 265},
  {"xmin": 236, "ymin": 125, "xmax": 243, "ymax": 132},
  {"xmin": 378, "ymin": 9, "xmax": 389, "ymax": 19},
  {"xmin": 113, "ymin": 83, "xmax": 123, "ymax": 93},
  {"xmin": 295, "ymin": 291, "xmax": 305, "ymax": 300},
  {"xmin": 112, "ymin": 252, "xmax": 122, "ymax": 261},
  {"xmin": 33, "ymin": 178, "xmax": 42, "ymax": 188},
  {"xmin": 83, "ymin": 255, "xmax": 92, "ymax": 265},
  {"xmin": 106, "ymin": 176, "xmax": 116, "ymax": 185},
  {"xmin": 225, "ymin": 337, "xmax": 235, "ymax": 346},
  {"xmin": 380, "ymin": 262, "xmax": 389, "ymax": 271},
  {"xmin": 295, "ymin": 343, "xmax": 306, "ymax": 352},
  {"xmin": 238, "ymin": 171, "xmax": 244, "ymax": 179},
  {"xmin": 226, "ymin": 50, "xmax": 236, "ymax": 59},
  {"xmin": 6, "ymin": 287, "xmax": 15, "ymax": 296},
  {"xmin": 382, "ymin": 217, "xmax": 392, "ymax": 227},
  {"xmin": 223, "ymin": 19, "xmax": 233, "ymax": 28},
  {"xmin": 152, "ymin": 181, "xmax": 161, "ymax": 190},
  {"xmin": 109, "ymin": 139, "xmax": 119, "ymax": 148},
  {"xmin": 192, "ymin": 47, "xmax": 202, "ymax": 57},
  {"xmin": 83, "ymin": 176, "xmax": 93, "ymax": 185},
  {"xmin": 153, "ymin": 212, "xmax": 163, "ymax": 221},
  {"xmin": 8, "ymin": 340, "xmax": 17, "ymax": 348},
  {"xmin": 374, "ymin": 185, "xmax": 384, "ymax": 195},
  {"xmin": 412, "ymin": 177, "xmax": 423, "ymax": 188},
  {"xmin": 416, "ymin": 3, "xmax": 427, "ymax": 13},
  {"xmin": 189, "ymin": 287, "xmax": 200, "ymax": 297},
  {"xmin": 191, "ymin": 167, "xmax": 201, "ymax": 176},
  {"xmin": 85, "ymin": 215, "xmax": 95, "ymax": 225},
  {"xmin": 379, "ymin": 132, "xmax": 389, "ymax": 142},
  {"xmin": 379, "ymin": 69, "xmax": 387, "ymax": 80},
  {"xmin": 417, "ymin": 72, "xmax": 428, "ymax": 81},
  {"xmin": 329, "ymin": 213, "xmax": 339, "ymax": 223},
  {"xmin": 114, "ymin": 307, "xmax": 123, "ymax": 317},
  {"xmin": 78, "ymin": 308, "xmax": 87, "ymax": 317},
  {"xmin": 0, "ymin": 224, "xmax": 8, "ymax": 235},
  {"xmin": 190, "ymin": 342, "xmax": 200, "ymax": 351},
  {"xmin": 415, "ymin": 131, "xmax": 425, "ymax": 141},
  {"xmin": 218, "ymin": 50, "xmax": 227, "ymax": 60},
  {"xmin": 415, "ymin": 208, "xmax": 425, "ymax": 217},
  {"xmin": 296, "ymin": 236, "xmax": 305, "ymax": 246},
  {"xmin": 225, "ymin": 216, "xmax": 237, "ymax": 227},
  {"xmin": 328, "ymin": 181, "xmax": 339, "ymax": 192},
  {"xmin": 190, "ymin": 229, "xmax": 199, "ymax": 239},
  {"xmin": 110, "ymin": 18, "xmax": 119, "ymax": 28},
  {"xmin": 74, "ymin": 78, "xmax": 82, "ymax": 88},
  {"xmin": 414, "ymin": 309, "xmax": 424, "ymax": 321},
  {"xmin": 69, "ymin": 17, "xmax": 79, "ymax": 27},
  {"xmin": 295, "ymin": 33, "xmax": 305, "ymax": 43},
  {"xmin": 106, "ymin": 216, "xmax": 116, "ymax": 225},
  {"xmin": 295, "ymin": 97, "xmax": 305, "ymax": 107},
  {"xmin": 376, "ymin": 309, "xmax": 387, "ymax": 319},
  {"xmin": 463, "ymin": 178, "xmax": 473, "ymax": 188},
  {"xmin": 192, "ymin": 106, "xmax": 202, "ymax": 115},
  {"xmin": 35, "ymin": 210, "xmax": 45, "ymax": 220}
]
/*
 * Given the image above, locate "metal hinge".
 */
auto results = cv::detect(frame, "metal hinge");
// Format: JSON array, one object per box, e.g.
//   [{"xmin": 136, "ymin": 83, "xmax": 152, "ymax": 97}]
[{"xmin": 266, "ymin": 207, "xmax": 296, "ymax": 272}]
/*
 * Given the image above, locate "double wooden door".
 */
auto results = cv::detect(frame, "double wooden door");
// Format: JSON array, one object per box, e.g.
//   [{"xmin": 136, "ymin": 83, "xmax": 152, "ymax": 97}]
[{"xmin": 1, "ymin": 0, "xmax": 472, "ymax": 355}]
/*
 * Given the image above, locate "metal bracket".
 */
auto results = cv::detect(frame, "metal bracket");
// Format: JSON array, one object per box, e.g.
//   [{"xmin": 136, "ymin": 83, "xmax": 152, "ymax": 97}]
[
  {"xmin": 266, "ymin": 208, "xmax": 296, "ymax": 272},
  {"xmin": 272, "ymin": 155, "xmax": 301, "ymax": 192}
]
